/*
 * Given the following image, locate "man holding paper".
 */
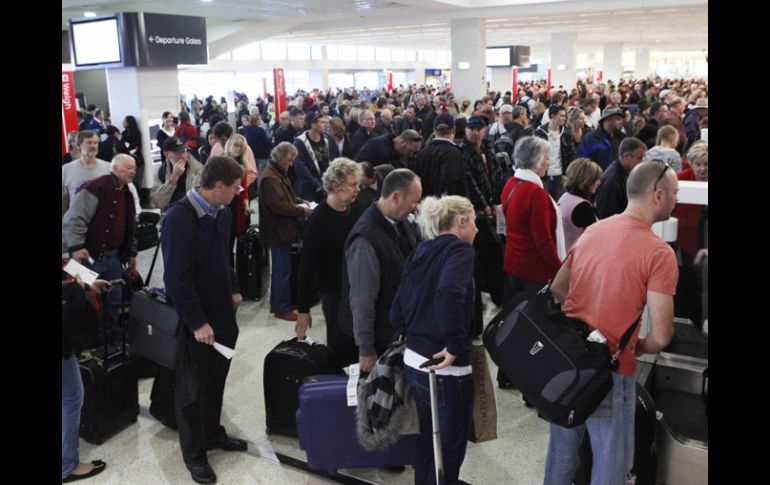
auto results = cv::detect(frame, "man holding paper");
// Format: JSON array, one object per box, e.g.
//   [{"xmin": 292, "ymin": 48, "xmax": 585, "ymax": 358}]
[
  {"xmin": 160, "ymin": 156, "xmax": 247, "ymax": 485},
  {"xmin": 258, "ymin": 142, "xmax": 314, "ymax": 322}
]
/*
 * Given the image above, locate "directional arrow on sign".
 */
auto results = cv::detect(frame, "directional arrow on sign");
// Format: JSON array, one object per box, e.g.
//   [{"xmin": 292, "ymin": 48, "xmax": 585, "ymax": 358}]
[{"xmin": 148, "ymin": 36, "xmax": 154, "ymax": 43}]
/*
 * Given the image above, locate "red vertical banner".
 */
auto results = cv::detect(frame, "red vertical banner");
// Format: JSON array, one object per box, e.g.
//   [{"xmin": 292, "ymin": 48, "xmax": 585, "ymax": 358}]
[
  {"xmin": 262, "ymin": 78, "xmax": 268, "ymax": 99},
  {"xmin": 511, "ymin": 66, "xmax": 518, "ymax": 103},
  {"xmin": 387, "ymin": 71, "xmax": 393, "ymax": 92},
  {"xmin": 273, "ymin": 68, "xmax": 287, "ymax": 115},
  {"xmin": 61, "ymin": 71, "xmax": 78, "ymax": 156},
  {"xmin": 547, "ymin": 67, "xmax": 552, "ymax": 100},
  {"xmin": 598, "ymin": 70, "xmax": 603, "ymax": 82}
]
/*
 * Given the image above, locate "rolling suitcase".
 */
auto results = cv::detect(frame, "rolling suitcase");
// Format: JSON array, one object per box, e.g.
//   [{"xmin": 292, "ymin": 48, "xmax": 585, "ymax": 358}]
[
  {"xmin": 263, "ymin": 338, "xmax": 332, "ymax": 437},
  {"xmin": 79, "ymin": 283, "xmax": 139, "ymax": 444},
  {"xmin": 296, "ymin": 374, "xmax": 418, "ymax": 472},
  {"xmin": 236, "ymin": 224, "xmax": 270, "ymax": 300}
]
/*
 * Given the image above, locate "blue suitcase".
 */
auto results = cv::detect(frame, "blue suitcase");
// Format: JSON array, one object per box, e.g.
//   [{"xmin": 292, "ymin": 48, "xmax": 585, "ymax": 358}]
[{"xmin": 296, "ymin": 374, "xmax": 418, "ymax": 472}]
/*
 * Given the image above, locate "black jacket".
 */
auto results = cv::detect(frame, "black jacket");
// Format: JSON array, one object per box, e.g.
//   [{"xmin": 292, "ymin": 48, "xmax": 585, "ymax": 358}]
[
  {"xmin": 350, "ymin": 126, "xmax": 374, "ymax": 158},
  {"xmin": 595, "ymin": 161, "xmax": 629, "ymax": 219},
  {"xmin": 457, "ymin": 138, "xmax": 503, "ymax": 211},
  {"xmin": 412, "ymin": 138, "xmax": 467, "ymax": 198},
  {"xmin": 355, "ymin": 134, "xmax": 408, "ymax": 168},
  {"xmin": 534, "ymin": 123, "xmax": 577, "ymax": 174}
]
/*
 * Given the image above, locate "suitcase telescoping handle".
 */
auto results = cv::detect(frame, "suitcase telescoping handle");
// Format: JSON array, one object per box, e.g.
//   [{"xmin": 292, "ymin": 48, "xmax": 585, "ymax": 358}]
[{"xmin": 421, "ymin": 358, "xmax": 445, "ymax": 485}]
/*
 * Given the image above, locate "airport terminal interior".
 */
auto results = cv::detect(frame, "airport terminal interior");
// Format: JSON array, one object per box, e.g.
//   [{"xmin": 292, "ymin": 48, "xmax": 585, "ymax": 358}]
[{"xmin": 61, "ymin": 1, "xmax": 708, "ymax": 483}]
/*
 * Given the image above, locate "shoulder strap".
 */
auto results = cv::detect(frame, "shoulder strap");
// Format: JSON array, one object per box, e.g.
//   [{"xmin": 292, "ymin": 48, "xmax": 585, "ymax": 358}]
[{"xmin": 503, "ymin": 180, "xmax": 524, "ymax": 213}]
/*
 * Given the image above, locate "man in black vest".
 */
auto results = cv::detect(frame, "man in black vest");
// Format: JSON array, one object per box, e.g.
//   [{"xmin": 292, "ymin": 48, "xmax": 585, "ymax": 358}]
[{"xmin": 338, "ymin": 169, "xmax": 422, "ymax": 372}]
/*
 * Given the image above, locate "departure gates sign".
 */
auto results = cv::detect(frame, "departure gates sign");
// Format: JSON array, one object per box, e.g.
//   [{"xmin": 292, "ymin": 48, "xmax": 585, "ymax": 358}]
[{"xmin": 138, "ymin": 13, "xmax": 207, "ymax": 66}]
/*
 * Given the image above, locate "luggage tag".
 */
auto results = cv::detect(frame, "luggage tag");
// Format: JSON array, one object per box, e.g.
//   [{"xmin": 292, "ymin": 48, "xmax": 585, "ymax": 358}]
[{"xmin": 345, "ymin": 363, "xmax": 360, "ymax": 407}]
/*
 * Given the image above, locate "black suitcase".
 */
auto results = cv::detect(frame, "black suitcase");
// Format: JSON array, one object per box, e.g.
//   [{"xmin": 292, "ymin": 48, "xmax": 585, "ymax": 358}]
[
  {"xmin": 236, "ymin": 225, "xmax": 270, "ymax": 300},
  {"xmin": 573, "ymin": 382, "xmax": 658, "ymax": 485},
  {"xmin": 263, "ymin": 338, "xmax": 333, "ymax": 437},
  {"xmin": 78, "ymin": 286, "xmax": 139, "ymax": 444}
]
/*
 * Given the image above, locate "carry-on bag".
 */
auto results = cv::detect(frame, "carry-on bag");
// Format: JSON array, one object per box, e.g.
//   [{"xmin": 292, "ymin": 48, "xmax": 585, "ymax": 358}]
[
  {"xmin": 482, "ymin": 260, "xmax": 639, "ymax": 428},
  {"xmin": 236, "ymin": 224, "xmax": 270, "ymax": 300},
  {"xmin": 263, "ymin": 338, "xmax": 333, "ymax": 437},
  {"xmin": 79, "ymin": 283, "xmax": 139, "ymax": 444},
  {"xmin": 127, "ymin": 243, "xmax": 179, "ymax": 370},
  {"xmin": 296, "ymin": 374, "xmax": 417, "ymax": 472}
]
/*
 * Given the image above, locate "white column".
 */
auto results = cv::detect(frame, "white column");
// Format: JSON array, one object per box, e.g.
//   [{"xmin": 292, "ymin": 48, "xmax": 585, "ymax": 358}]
[
  {"xmin": 635, "ymin": 47, "xmax": 651, "ymax": 80},
  {"xmin": 450, "ymin": 18, "xmax": 486, "ymax": 102},
  {"xmin": 551, "ymin": 33, "xmax": 576, "ymax": 93},
  {"xmin": 603, "ymin": 42, "xmax": 623, "ymax": 84},
  {"xmin": 106, "ymin": 67, "xmax": 180, "ymax": 191}
]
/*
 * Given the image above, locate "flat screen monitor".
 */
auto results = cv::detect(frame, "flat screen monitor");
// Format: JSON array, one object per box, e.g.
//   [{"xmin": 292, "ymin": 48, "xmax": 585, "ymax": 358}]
[
  {"xmin": 70, "ymin": 16, "xmax": 123, "ymax": 67},
  {"xmin": 486, "ymin": 47, "xmax": 512, "ymax": 67}
]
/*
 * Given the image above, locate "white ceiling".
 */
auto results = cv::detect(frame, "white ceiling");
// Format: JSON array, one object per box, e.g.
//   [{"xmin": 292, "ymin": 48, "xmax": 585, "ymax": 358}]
[{"xmin": 62, "ymin": 0, "xmax": 708, "ymax": 57}]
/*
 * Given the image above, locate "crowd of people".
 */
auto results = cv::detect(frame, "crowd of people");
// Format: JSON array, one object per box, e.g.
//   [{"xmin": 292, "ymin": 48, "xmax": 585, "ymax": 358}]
[{"xmin": 62, "ymin": 75, "xmax": 707, "ymax": 484}]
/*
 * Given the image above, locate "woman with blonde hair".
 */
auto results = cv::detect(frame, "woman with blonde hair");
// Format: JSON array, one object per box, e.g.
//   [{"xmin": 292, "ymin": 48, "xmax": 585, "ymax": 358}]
[
  {"xmin": 390, "ymin": 194, "xmax": 478, "ymax": 485},
  {"xmin": 225, "ymin": 134, "xmax": 254, "ymax": 257}
]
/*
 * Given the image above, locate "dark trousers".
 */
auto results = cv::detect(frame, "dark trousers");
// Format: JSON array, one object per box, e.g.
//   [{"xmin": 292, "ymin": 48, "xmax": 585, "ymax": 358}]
[
  {"xmin": 542, "ymin": 174, "xmax": 564, "ymax": 201},
  {"xmin": 175, "ymin": 328, "xmax": 237, "ymax": 468},
  {"xmin": 406, "ymin": 367, "xmax": 474, "ymax": 485}
]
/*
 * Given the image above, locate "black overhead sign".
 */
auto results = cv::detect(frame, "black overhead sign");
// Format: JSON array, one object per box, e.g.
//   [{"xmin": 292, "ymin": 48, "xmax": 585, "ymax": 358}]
[{"xmin": 137, "ymin": 13, "xmax": 207, "ymax": 66}]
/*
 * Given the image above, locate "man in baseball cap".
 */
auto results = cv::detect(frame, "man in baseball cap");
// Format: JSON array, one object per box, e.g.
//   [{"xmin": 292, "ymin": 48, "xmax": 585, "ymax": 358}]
[
  {"xmin": 578, "ymin": 107, "xmax": 626, "ymax": 170},
  {"xmin": 151, "ymin": 136, "xmax": 205, "ymax": 210}
]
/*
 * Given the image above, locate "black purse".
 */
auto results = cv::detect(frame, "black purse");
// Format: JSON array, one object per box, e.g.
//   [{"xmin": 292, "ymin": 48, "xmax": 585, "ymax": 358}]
[
  {"xmin": 483, "ymin": 253, "xmax": 640, "ymax": 428},
  {"xmin": 127, "ymin": 242, "xmax": 179, "ymax": 369}
]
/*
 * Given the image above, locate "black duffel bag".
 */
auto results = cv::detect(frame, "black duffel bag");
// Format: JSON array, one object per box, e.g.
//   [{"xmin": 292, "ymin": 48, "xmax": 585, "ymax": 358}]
[{"xmin": 483, "ymin": 286, "xmax": 639, "ymax": 428}]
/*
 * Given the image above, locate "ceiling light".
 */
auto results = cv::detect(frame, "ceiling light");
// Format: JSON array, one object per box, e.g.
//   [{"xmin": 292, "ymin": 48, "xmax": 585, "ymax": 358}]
[{"xmin": 84, "ymin": 11, "xmax": 97, "ymax": 17}]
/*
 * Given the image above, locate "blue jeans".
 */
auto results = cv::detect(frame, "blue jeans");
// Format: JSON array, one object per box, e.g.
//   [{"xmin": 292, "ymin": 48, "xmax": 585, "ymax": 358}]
[
  {"xmin": 543, "ymin": 373, "xmax": 636, "ymax": 485},
  {"xmin": 62, "ymin": 355, "xmax": 84, "ymax": 478},
  {"xmin": 269, "ymin": 245, "xmax": 292, "ymax": 312},
  {"xmin": 90, "ymin": 249, "xmax": 124, "ymax": 335},
  {"xmin": 405, "ymin": 366, "xmax": 474, "ymax": 485}
]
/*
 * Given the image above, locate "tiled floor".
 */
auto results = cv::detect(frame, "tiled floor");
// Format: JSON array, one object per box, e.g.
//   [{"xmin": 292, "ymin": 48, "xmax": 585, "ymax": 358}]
[{"xmin": 73, "ymin": 243, "xmax": 552, "ymax": 484}]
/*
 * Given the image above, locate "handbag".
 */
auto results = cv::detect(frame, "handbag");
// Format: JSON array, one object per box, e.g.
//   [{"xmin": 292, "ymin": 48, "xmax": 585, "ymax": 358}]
[
  {"xmin": 482, "ymin": 252, "xmax": 640, "ymax": 428},
  {"xmin": 468, "ymin": 344, "xmax": 497, "ymax": 443},
  {"xmin": 127, "ymin": 242, "xmax": 180, "ymax": 369},
  {"xmin": 135, "ymin": 212, "xmax": 160, "ymax": 251}
]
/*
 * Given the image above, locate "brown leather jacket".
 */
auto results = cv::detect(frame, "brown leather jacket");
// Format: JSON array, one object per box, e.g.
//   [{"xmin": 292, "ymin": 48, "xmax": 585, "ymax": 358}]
[{"xmin": 257, "ymin": 161, "xmax": 306, "ymax": 246}]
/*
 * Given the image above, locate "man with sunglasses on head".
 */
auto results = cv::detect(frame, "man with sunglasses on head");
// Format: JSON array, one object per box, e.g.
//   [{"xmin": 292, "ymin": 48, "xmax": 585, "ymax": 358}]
[
  {"xmin": 151, "ymin": 137, "xmax": 205, "ymax": 211},
  {"xmin": 595, "ymin": 137, "xmax": 647, "ymax": 219},
  {"xmin": 545, "ymin": 160, "xmax": 678, "ymax": 485}
]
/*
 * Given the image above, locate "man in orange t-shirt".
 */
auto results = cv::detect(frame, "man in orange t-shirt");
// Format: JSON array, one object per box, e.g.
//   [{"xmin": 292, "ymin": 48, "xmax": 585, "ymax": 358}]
[{"xmin": 544, "ymin": 161, "xmax": 679, "ymax": 485}]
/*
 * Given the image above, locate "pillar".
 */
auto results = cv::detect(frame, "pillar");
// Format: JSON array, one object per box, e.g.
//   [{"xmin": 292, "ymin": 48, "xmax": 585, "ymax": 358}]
[
  {"xmin": 551, "ymin": 33, "xmax": 576, "ymax": 93},
  {"xmin": 603, "ymin": 42, "xmax": 623, "ymax": 85},
  {"xmin": 636, "ymin": 46, "xmax": 651, "ymax": 80},
  {"xmin": 450, "ymin": 18, "xmax": 486, "ymax": 102},
  {"xmin": 106, "ymin": 67, "xmax": 180, "ymax": 192}
]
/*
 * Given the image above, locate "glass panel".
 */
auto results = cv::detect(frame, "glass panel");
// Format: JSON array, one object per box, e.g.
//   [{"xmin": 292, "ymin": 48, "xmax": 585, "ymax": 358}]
[
  {"xmin": 326, "ymin": 44, "xmax": 338, "ymax": 60},
  {"xmin": 391, "ymin": 48, "xmax": 405, "ymax": 62},
  {"xmin": 261, "ymin": 42, "xmax": 287, "ymax": 60},
  {"xmin": 287, "ymin": 43, "xmax": 310, "ymax": 61},
  {"xmin": 311, "ymin": 44, "xmax": 323, "ymax": 60},
  {"xmin": 358, "ymin": 46, "xmax": 375, "ymax": 61},
  {"xmin": 339, "ymin": 45, "xmax": 357, "ymax": 61},
  {"xmin": 375, "ymin": 47, "xmax": 391, "ymax": 62}
]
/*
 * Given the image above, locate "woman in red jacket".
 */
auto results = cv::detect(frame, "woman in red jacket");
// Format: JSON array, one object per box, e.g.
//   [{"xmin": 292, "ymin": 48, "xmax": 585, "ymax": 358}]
[{"xmin": 501, "ymin": 136, "xmax": 567, "ymax": 303}]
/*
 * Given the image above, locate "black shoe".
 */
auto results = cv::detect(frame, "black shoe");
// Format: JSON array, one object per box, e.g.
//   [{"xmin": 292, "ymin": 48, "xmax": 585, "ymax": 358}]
[
  {"xmin": 188, "ymin": 463, "xmax": 217, "ymax": 484},
  {"xmin": 62, "ymin": 460, "xmax": 107, "ymax": 482},
  {"xmin": 381, "ymin": 465, "xmax": 406, "ymax": 472},
  {"xmin": 205, "ymin": 435, "xmax": 248, "ymax": 451},
  {"xmin": 523, "ymin": 397, "xmax": 534, "ymax": 408},
  {"xmin": 498, "ymin": 380, "xmax": 515, "ymax": 390}
]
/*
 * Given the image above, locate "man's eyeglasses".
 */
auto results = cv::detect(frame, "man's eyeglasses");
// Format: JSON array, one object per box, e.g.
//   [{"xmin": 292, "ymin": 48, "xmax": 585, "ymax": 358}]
[{"xmin": 653, "ymin": 163, "xmax": 670, "ymax": 192}]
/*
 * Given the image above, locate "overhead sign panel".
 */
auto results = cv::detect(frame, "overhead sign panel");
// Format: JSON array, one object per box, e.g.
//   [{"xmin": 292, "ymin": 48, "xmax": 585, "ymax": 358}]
[{"xmin": 138, "ymin": 13, "xmax": 207, "ymax": 66}]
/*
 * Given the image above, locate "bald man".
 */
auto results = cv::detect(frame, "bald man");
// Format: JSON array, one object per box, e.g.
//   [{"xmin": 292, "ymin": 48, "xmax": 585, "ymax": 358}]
[
  {"xmin": 545, "ymin": 161, "xmax": 678, "ymax": 484},
  {"xmin": 63, "ymin": 154, "xmax": 139, "ymax": 341}
]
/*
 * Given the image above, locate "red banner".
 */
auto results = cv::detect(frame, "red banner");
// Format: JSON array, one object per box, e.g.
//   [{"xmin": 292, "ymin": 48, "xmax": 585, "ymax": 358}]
[
  {"xmin": 547, "ymin": 67, "xmax": 552, "ymax": 100},
  {"xmin": 387, "ymin": 71, "xmax": 393, "ymax": 92},
  {"xmin": 511, "ymin": 66, "xmax": 518, "ymax": 103},
  {"xmin": 273, "ymin": 68, "xmax": 287, "ymax": 115},
  {"xmin": 62, "ymin": 71, "xmax": 78, "ymax": 156},
  {"xmin": 598, "ymin": 70, "xmax": 603, "ymax": 82}
]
